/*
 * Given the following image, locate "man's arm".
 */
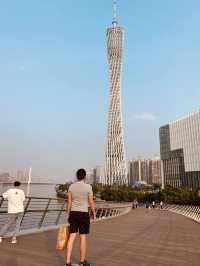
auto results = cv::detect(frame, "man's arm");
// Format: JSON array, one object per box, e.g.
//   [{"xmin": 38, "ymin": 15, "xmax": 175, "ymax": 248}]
[
  {"xmin": 67, "ymin": 191, "xmax": 72, "ymax": 220},
  {"xmin": 88, "ymin": 192, "xmax": 96, "ymax": 221}
]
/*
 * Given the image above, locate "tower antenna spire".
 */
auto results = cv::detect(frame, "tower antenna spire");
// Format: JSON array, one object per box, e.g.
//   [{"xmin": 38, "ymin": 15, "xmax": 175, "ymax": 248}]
[{"xmin": 112, "ymin": 1, "xmax": 118, "ymax": 26}]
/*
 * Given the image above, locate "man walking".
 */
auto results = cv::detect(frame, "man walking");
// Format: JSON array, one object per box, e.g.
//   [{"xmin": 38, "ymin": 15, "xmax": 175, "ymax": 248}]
[
  {"xmin": 65, "ymin": 169, "xmax": 96, "ymax": 266},
  {"xmin": 0, "ymin": 181, "xmax": 25, "ymax": 244}
]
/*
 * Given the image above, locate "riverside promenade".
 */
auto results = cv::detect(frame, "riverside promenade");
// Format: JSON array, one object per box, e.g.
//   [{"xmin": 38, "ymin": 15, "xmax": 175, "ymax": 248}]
[{"xmin": 0, "ymin": 208, "xmax": 199, "ymax": 266}]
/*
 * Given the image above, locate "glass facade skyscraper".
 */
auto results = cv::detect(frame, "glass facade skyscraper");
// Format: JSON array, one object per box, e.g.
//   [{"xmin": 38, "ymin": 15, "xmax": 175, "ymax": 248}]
[{"xmin": 160, "ymin": 110, "xmax": 200, "ymax": 190}]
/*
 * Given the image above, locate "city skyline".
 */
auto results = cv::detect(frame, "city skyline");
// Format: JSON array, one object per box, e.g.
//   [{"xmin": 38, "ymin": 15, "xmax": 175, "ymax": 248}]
[{"xmin": 0, "ymin": 1, "xmax": 200, "ymax": 181}]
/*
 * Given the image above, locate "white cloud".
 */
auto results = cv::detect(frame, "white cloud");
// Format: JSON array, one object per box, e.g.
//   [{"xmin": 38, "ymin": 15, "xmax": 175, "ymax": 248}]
[{"xmin": 132, "ymin": 112, "xmax": 157, "ymax": 121}]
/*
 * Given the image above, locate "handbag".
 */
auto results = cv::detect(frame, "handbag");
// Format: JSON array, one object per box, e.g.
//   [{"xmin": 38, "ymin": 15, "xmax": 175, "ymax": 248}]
[{"xmin": 56, "ymin": 224, "xmax": 70, "ymax": 251}]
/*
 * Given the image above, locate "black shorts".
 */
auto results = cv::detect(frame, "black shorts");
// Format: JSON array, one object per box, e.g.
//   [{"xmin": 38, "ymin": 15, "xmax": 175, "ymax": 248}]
[{"xmin": 69, "ymin": 211, "xmax": 90, "ymax": 234}]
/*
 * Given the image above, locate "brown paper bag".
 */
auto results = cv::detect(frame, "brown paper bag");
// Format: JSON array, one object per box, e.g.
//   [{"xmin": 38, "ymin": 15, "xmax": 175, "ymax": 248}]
[{"xmin": 56, "ymin": 224, "xmax": 70, "ymax": 251}]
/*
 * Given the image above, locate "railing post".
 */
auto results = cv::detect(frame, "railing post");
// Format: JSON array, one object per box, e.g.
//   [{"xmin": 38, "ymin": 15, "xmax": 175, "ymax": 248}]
[
  {"xmin": 96, "ymin": 208, "xmax": 100, "ymax": 219},
  {"xmin": 0, "ymin": 197, "xmax": 4, "ymax": 208},
  {"xmin": 55, "ymin": 201, "xmax": 66, "ymax": 225},
  {"xmin": 20, "ymin": 197, "xmax": 32, "ymax": 227},
  {"xmin": 38, "ymin": 199, "xmax": 51, "ymax": 228},
  {"xmin": 105, "ymin": 209, "xmax": 110, "ymax": 217},
  {"xmin": 99, "ymin": 208, "xmax": 104, "ymax": 219}
]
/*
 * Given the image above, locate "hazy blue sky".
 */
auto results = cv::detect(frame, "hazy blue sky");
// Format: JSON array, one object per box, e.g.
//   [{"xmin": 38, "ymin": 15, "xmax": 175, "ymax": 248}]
[{"xmin": 0, "ymin": 0, "xmax": 200, "ymax": 182}]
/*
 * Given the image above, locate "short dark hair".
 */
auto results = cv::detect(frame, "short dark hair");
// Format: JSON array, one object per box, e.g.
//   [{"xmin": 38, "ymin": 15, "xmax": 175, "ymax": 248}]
[
  {"xmin": 76, "ymin": 169, "xmax": 86, "ymax": 180},
  {"xmin": 14, "ymin": 181, "xmax": 21, "ymax": 187}
]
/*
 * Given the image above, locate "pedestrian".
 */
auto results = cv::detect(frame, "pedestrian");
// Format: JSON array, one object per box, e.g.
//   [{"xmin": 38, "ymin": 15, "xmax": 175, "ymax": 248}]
[
  {"xmin": 160, "ymin": 201, "xmax": 163, "ymax": 209},
  {"xmin": 132, "ymin": 199, "xmax": 137, "ymax": 209},
  {"xmin": 135, "ymin": 199, "xmax": 138, "ymax": 208},
  {"xmin": 65, "ymin": 169, "xmax": 96, "ymax": 266},
  {"xmin": 152, "ymin": 201, "xmax": 155, "ymax": 209},
  {"xmin": 145, "ymin": 201, "xmax": 151, "ymax": 211},
  {"xmin": 0, "ymin": 181, "xmax": 25, "ymax": 244}
]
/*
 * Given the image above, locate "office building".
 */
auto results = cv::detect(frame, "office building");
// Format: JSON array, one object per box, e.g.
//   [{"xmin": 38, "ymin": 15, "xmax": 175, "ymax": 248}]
[{"xmin": 160, "ymin": 110, "xmax": 200, "ymax": 190}]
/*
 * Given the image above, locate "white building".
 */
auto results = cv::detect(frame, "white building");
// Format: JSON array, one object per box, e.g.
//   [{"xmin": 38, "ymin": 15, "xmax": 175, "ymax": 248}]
[{"xmin": 104, "ymin": 2, "xmax": 127, "ymax": 185}]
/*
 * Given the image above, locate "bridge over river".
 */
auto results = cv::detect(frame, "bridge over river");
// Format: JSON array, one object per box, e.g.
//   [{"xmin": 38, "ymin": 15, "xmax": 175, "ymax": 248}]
[{"xmin": 0, "ymin": 208, "xmax": 199, "ymax": 266}]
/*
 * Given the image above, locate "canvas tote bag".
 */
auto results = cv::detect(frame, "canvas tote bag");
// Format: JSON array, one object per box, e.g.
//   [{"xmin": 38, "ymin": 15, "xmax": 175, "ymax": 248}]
[{"xmin": 56, "ymin": 224, "xmax": 70, "ymax": 250}]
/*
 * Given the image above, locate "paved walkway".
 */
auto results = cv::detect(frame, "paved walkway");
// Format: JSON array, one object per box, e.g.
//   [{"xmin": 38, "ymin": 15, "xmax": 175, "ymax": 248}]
[{"xmin": 0, "ymin": 208, "xmax": 199, "ymax": 266}]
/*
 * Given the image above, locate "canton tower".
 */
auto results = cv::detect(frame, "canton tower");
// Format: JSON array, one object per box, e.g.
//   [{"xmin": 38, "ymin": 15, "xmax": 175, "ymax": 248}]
[{"xmin": 104, "ymin": 1, "xmax": 127, "ymax": 185}]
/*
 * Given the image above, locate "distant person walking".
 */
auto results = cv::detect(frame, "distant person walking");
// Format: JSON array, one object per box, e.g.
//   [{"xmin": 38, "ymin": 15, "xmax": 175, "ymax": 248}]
[
  {"xmin": 0, "ymin": 181, "xmax": 25, "ymax": 244},
  {"xmin": 133, "ymin": 199, "xmax": 138, "ymax": 209},
  {"xmin": 145, "ymin": 201, "xmax": 151, "ymax": 211},
  {"xmin": 65, "ymin": 169, "xmax": 96, "ymax": 266},
  {"xmin": 152, "ymin": 201, "xmax": 156, "ymax": 209},
  {"xmin": 160, "ymin": 201, "xmax": 163, "ymax": 209}
]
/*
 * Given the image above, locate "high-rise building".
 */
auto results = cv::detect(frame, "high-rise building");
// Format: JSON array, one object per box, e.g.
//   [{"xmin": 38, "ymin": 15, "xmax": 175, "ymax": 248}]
[
  {"xmin": 0, "ymin": 172, "xmax": 10, "ymax": 183},
  {"xmin": 93, "ymin": 166, "xmax": 104, "ymax": 184},
  {"xmin": 148, "ymin": 156, "xmax": 162, "ymax": 185},
  {"xmin": 86, "ymin": 168, "xmax": 95, "ymax": 184},
  {"xmin": 86, "ymin": 166, "xmax": 104, "ymax": 185},
  {"xmin": 16, "ymin": 170, "xmax": 26, "ymax": 182},
  {"xmin": 129, "ymin": 159, "xmax": 149, "ymax": 186},
  {"xmin": 160, "ymin": 110, "xmax": 200, "ymax": 190},
  {"xmin": 104, "ymin": 1, "xmax": 127, "ymax": 185},
  {"xmin": 129, "ymin": 157, "xmax": 161, "ymax": 186}
]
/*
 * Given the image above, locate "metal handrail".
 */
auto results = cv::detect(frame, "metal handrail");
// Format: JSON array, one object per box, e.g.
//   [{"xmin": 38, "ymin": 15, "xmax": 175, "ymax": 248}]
[
  {"xmin": 164, "ymin": 204, "xmax": 200, "ymax": 223},
  {"xmin": 0, "ymin": 196, "xmax": 132, "ymax": 234}
]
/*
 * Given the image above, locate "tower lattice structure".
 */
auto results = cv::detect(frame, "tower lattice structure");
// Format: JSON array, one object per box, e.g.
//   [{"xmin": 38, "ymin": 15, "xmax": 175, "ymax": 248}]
[{"xmin": 104, "ymin": 2, "xmax": 127, "ymax": 185}]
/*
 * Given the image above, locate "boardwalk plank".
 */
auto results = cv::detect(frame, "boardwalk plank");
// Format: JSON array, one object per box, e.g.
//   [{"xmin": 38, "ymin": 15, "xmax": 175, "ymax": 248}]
[{"xmin": 0, "ymin": 209, "xmax": 199, "ymax": 266}]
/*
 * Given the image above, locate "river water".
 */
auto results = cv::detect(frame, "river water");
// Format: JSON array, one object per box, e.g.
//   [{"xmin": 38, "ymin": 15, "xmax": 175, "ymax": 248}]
[{"xmin": 0, "ymin": 183, "xmax": 57, "ymax": 198}]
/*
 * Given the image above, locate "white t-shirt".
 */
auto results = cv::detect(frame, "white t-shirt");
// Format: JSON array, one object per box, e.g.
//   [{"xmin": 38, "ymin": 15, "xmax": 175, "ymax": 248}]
[
  {"xmin": 3, "ymin": 188, "xmax": 25, "ymax": 214},
  {"xmin": 68, "ymin": 181, "xmax": 93, "ymax": 212}
]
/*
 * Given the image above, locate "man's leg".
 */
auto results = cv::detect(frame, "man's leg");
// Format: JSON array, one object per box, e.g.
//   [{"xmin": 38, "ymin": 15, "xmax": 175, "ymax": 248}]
[
  {"xmin": 66, "ymin": 233, "xmax": 77, "ymax": 264},
  {"xmin": 79, "ymin": 234, "xmax": 87, "ymax": 263},
  {"xmin": 12, "ymin": 212, "xmax": 23, "ymax": 238},
  {"xmin": 0, "ymin": 214, "xmax": 16, "ymax": 237}
]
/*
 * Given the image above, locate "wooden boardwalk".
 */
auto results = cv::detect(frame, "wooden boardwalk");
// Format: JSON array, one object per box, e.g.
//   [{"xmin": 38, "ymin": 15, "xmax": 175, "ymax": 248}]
[{"xmin": 0, "ymin": 208, "xmax": 199, "ymax": 266}]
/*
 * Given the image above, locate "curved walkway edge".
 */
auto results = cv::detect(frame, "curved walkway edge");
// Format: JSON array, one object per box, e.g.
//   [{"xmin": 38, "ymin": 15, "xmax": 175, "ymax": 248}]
[{"xmin": 0, "ymin": 208, "xmax": 199, "ymax": 266}]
